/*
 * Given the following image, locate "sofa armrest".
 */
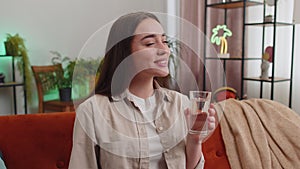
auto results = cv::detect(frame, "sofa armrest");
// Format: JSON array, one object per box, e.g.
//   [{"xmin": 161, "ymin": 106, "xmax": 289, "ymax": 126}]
[{"xmin": 0, "ymin": 112, "xmax": 75, "ymax": 169}]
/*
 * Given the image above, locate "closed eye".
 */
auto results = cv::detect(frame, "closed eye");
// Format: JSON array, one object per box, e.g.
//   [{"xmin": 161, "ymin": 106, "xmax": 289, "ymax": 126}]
[
  {"xmin": 141, "ymin": 33, "xmax": 168, "ymax": 47},
  {"xmin": 145, "ymin": 42, "xmax": 155, "ymax": 46}
]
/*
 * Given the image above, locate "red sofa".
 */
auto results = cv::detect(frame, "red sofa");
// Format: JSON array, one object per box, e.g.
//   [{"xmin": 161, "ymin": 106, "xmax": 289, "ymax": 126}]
[
  {"xmin": 0, "ymin": 112, "xmax": 230, "ymax": 169},
  {"xmin": 0, "ymin": 112, "xmax": 75, "ymax": 169}
]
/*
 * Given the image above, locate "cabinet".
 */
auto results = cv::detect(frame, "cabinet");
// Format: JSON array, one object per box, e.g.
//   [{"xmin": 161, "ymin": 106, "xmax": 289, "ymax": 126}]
[
  {"xmin": 0, "ymin": 55, "xmax": 28, "ymax": 114},
  {"xmin": 203, "ymin": 0, "xmax": 295, "ymax": 107}
]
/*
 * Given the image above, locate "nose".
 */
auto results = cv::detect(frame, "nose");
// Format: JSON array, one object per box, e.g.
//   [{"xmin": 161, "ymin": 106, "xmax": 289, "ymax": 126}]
[{"xmin": 156, "ymin": 42, "xmax": 170, "ymax": 56}]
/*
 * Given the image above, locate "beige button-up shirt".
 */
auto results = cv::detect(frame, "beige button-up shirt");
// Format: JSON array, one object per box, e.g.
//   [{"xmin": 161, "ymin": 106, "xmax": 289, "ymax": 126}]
[{"xmin": 69, "ymin": 86, "xmax": 204, "ymax": 169}]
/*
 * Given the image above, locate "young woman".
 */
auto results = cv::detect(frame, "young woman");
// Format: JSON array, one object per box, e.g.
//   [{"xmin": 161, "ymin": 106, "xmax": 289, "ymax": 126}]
[{"xmin": 69, "ymin": 12, "xmax": 215, "ymax": 169}]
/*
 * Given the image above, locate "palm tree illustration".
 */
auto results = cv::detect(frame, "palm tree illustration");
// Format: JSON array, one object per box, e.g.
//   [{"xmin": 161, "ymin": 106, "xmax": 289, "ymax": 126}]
[{"xmin": 211, "ymin": 25, "xmax": 232, "ymax": 54}]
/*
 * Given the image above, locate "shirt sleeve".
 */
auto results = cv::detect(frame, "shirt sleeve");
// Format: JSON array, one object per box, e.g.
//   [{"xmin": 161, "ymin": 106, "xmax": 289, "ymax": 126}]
[
  {"xmin": 0, "ymin": 157, "xmax": 6, "ymax": 169},
  {"xmin": 194, "ymin": 152, "xmax": 205, "ymax": 169},
  {"xmin": 182, "ymin": 94, "xmax": 191, "ymax": 110},
  {"xmin": 68, "ymin": 118, "xmax": 99, "ymax": 169}
]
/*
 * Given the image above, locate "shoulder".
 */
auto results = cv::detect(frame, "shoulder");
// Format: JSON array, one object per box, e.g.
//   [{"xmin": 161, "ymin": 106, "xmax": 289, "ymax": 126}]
[
  {"xmin": 76, "ymin": 94, "xmax": 110, "ymax": 114},
  {"xmin": 160, "ymin": 87, "xmax": 184, "ymax": 95},
  {"xmin": 81, "ymin": 94, "xmax": 110, "ymax": 105},
  {"xmin": 75, "ymin": 95, "xmax": 111, "ymax": 131}
]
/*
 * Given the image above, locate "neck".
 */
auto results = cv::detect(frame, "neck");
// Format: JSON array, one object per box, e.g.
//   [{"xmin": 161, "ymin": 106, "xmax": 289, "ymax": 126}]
[{"xmin": 129, "ymin": 74, "xmax": 154, "ymax": 99}]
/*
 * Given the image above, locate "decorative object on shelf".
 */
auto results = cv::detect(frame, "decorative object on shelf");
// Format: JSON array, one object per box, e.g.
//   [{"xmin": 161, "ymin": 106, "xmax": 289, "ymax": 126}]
[
  {"xmin": 220, "ymin": 0, "xmax": 241, "ymax": 3},
  {"xmin": 4, "ymin": 33, "xmax": 33, "ymax": 104},
  {"xmin": 294, "ymin": 0, "xmax": 300, "ymax": 24},
  {"xmin": 264, "ymin": 14, "xmax": 274, "ymax": 22},
  {"xmin": 265, "ymin": 0, "xmax": 278, "ymax": 6},
  {"xmin": 213, "ymin": 86, "xmax": 238, "ymax": 102},
  {"xmin": 211, "ymin": 25, "xmax": 232, "ymax": 58},
  {"xmin": 260, "ymin": 46, "xmax": 273, "ymax": 79},
  {"xmin": 221, "ymin": 0, "xmax": 230, "ymax": 3},
  {"xmin": 0, "ymin": 73, "xmax": 5, "ymax": 84},
  {"xmin": 264, "ymin": 0, "xmax": 279, "ymax": 23}
]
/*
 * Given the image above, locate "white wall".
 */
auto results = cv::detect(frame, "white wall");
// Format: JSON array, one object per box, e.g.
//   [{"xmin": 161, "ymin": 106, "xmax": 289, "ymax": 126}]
[
  {"xmin": 0, "ymin": 0, "xmax": 167, "ymax": 115},
  {"xmin": 246, "ymin": 0, "xmax": 300, "ymax": 113},
  {"xmin": 293, "ymin": 25, "xmax": 300, "ymax": 114}
]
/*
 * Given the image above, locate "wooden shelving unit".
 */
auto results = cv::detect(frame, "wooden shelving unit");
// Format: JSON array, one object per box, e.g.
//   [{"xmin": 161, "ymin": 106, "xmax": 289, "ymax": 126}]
[
  {"xmin": 0, "ymin": 55, "xmax": 27, "ymax": 114},
  {"xmin": 203, "ymin": 0, "xmax": 295, "ymax": 107}
]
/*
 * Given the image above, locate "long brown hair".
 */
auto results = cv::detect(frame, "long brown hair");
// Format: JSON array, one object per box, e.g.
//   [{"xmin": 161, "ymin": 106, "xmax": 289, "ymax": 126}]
[{"xmin": 94, "ymin": 12, "xmax": 173, "ymax": 98}]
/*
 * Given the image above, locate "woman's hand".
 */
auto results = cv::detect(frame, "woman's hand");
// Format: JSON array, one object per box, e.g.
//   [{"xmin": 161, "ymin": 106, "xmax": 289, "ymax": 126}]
[
  {"xmin": 207, "ymin": 104, "xmax": 216, "ymax": 133},
  {"xmin": 185, "ymin": 104, "xmax": 216, "ymax": 169},
  {"xmin": 185, "ymin": 104, "xmax": 216, "ymax": 142}
]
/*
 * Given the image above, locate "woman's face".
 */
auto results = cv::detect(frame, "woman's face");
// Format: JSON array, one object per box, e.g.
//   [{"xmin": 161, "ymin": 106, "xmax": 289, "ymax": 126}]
[{"xmin": 130, "ymin": 18, "xmax": 171, "ymax": 78}]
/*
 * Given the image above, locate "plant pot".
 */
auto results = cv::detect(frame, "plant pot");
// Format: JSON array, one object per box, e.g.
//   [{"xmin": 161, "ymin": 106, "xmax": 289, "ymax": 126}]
[
  {"xmin": 0, "ymin": 73, "xmax": 5, "ymax": 83},
  {"xmin": 4, "ymin": 41, "xmax": 19, "ymax": 56},
  {"xmin": 59, "ymin": 87, "xmax": 72, "ymax": 101}
]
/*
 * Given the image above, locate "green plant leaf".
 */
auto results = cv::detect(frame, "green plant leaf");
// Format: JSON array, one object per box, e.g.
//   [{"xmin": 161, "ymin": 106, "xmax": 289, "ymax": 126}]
[{"xmin": 6, "ymin": 33, "xmax": 33, "ymax": 104}]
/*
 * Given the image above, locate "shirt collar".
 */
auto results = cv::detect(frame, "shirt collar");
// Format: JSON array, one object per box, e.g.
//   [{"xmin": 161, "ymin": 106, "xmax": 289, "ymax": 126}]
[{"xmin": 111, "ymin": 80, "xmax": 172, "ymax": 103}]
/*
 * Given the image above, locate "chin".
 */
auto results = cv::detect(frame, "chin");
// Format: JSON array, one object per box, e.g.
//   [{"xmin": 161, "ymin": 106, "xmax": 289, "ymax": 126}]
[
  {"xmin": 154, "ymin": 70, "xmax": 169, "ymax": 77},
  {"xmin": 145, "ymin": 68, "xmax": 169, "ymax": 77}
]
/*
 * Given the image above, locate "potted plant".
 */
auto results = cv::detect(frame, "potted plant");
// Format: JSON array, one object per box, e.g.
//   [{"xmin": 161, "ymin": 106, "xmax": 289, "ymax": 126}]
[
  {"xmin": 73, "ymin": 57, "xmax": 101, "ymax": 85},
  {"xmin": 50, "ymin": 51, "xmax": 74, "ymax": 101},
  {"xmin": 4, "ymin": 33, "xmax": 33, "ymax": 104},
  {"xmin": 50, "ymin": 51, "xmax": 103, "ymax": 100},
  {"xmin": 0, "ymin": 73, "xmax": 5, "ymax": 83}
]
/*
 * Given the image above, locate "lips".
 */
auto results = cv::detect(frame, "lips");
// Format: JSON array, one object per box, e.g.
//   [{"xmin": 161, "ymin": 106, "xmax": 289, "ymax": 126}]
[{"xmin": 154, "ymin": 59, "xmax": 168, "ymax": 67}]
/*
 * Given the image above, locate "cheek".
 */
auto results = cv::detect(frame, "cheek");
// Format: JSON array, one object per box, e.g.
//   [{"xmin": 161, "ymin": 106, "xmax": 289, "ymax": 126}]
[{"xmin": 131, "ymin": 49, "xmax": 156, "ymax": 70}]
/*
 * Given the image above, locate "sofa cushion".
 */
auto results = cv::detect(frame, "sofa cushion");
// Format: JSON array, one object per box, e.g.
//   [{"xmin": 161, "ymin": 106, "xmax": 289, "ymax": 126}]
[
  {"xmin": 203, "ymin": 124, "xmax": 231, "ymax": 169},
  {"xmin": 0, "ymin": 112, "xmax": 75, "ymax": 169},
  {"xmin": 0, "ymin": 110, "xmax": 231, "ymax": 169}
]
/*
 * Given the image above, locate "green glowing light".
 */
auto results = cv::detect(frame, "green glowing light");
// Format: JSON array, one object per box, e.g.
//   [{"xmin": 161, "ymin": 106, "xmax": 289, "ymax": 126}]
[
  {"xmin": 0, "ymin": 39, "xmax": 6, "ymax": 55},
  {"xmin": 211, "ymin": 25, "xmax": 232, "ymax": 54}
]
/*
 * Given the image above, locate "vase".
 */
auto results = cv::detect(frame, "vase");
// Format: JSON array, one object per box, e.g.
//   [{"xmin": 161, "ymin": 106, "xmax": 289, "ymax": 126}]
[
  {"xmin": 260, "ymin": 60, "xmax": 270, "ymax": 79},
  {"xmin": 4, "ymin": 41, "xmax": 19, "ymax": 56},
  {"xmin": 0, "ymin": 73, "xmax": 5, "ymax": 83},
  {"xmin": 59, "ymin": 87, "xmax": 72, "ymax": 101}
]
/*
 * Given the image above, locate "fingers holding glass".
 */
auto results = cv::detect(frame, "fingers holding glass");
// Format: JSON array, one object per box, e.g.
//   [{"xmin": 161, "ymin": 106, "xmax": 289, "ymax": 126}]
[{"xmin": 188, "ymin": 91, "xmax": 211, "ymax": 136}]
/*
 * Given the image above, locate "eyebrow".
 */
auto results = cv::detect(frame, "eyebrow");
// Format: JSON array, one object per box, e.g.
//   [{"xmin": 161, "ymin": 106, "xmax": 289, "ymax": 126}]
[{"xmin": 140, "ymin": 33, "xmax": 166, "ymax": 41}]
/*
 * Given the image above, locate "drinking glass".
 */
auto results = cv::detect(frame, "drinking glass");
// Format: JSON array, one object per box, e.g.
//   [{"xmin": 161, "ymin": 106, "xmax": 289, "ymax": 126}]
[{"xmin": 188, "ymin": 91, "xmax": 211, "ymax": 135}]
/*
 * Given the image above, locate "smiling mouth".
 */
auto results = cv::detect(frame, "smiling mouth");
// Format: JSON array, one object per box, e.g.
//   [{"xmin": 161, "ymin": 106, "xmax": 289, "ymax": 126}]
[{"xmin": 154, "ymin": 59, "xmax": 168, "ymax": 67}]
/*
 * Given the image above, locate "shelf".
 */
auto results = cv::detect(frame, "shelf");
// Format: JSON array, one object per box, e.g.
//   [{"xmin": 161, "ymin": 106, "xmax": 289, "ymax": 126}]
[
  {"xmin": 204, "ymin": 0, "xmax": 294, "ymax": 107},
  {"xmin": 207, "ymin": 1, "xmax": 263, "ymax": 9},
  {"xmin": 0, "ymin": 82, "xmax": 24, "ymax": 87},
  {"xmin": 245, "ymin": 22, "xmax": 295, "ymax": 27},
  {"xmin": 0, "ymin": 55, "xmax": 22, "ymax": 58},
  {"xmin": 205, "ymin": 57, "xmax": 261, "ymax": 61},
  {"xmin": 0, "ymin": 54, "xmax": 27, "ymax": 114},
  {"xmin": 243, "ymin": 77, "xmax": 291, "ymax": 82}
]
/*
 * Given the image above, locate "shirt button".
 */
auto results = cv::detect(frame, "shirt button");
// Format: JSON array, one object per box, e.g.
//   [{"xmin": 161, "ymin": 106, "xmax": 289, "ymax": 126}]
[{"xmin": 158, "ymin": 126, "xmax": 163, "ymax": 131}]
